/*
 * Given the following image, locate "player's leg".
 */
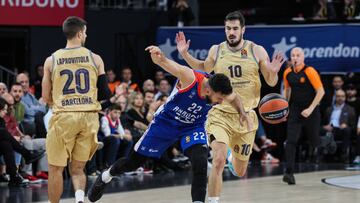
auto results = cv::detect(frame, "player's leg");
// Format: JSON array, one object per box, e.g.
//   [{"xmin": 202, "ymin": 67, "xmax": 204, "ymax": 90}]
[
  {"xmin": 69, "ymin": 160, "xmax": 87, "ymax": 203},
  {"xmin": 284, "ymin": 109, "xmax": 302, "ymax": 185},
  {"xmin": 46, "ymin": 113, "xmax": 77, "ymax": 203},
  {"xmin": 48, "ymin": 165, "xmax": 65, "ymax": 203},
  {"xmin": 228, "ymin": 129, "xmax": 257, "ymax": 177},
  {"xmin": 88, "ymin": 120, "xmax": 178, "ymax": 202},
  {"xmin": 208, "ymin": 139, "xmax": 228, "ymax": 202},
  {"xmin": 226, "ymin": 110, "xmax": 258, "ymax": 177},
  {"xmin": 182, "ymin": 128, "xmax": 209, "ymax": 203},
  {"xmin": 205, "ymin": 109, "xmax": 231, "ymax": 203}
]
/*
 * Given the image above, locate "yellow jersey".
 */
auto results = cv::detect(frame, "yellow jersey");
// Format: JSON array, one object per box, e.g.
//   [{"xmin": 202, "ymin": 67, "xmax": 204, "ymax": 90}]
[
  {"xmin": 51, "ymin": 47, "xmax": 101, "ymax": 113},
  {"xmin": 213, "ymin": 40, "xmax": 261, "ymax": 113}
]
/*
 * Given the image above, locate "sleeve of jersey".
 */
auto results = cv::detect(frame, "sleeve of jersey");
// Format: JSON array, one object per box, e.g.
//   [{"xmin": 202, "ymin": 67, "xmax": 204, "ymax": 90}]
[
  {"xmin": 305, "ymin": 67, "xmax": 323, "ymax": 90},
  {"xmin": 283, "ymin": 68, "xmax": 291, "ymax": 89}
]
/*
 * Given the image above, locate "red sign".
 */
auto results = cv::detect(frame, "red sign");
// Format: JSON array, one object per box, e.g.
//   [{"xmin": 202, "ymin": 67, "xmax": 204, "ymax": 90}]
[{"xmin": 0, "ymin": 0, "xmax": 84, "ymax": 26}]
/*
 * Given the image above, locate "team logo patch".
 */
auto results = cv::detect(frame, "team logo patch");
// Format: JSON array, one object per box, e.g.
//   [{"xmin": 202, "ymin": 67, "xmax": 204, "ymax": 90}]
[
  {"xmin": 241, "ymin": 49, "xmax": 248, "ymax": 58},
  {"xmin": 186, "ymin": 136, "xmax": 191, "ymax": 143},
  {"xmin": 234, "ymin": 144, "xmax": 240, "ymax": 153},
  {"xmin": 300, "ymin": 77, "xmax": 306, "ymax": 83}
]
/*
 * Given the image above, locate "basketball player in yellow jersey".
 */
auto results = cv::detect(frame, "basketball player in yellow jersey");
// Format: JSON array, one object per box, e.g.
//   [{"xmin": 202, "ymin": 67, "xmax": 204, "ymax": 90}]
[
  {"xmin": 42, "ymin": 16, "xmax": 111, "ymax": 203},
  {"xmin": 176, "ymin": 11, "xmax": 285, "ymax": 203}
]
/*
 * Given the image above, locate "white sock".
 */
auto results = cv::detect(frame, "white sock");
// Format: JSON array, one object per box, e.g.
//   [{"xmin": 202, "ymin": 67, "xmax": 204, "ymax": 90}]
[
  {"xmin": 101, "ymin": 169, "xmax": 113, "ymax": 183},
  {"xmin": 208, "ymin": 197, "xmax": 219, "ymax": 203},
  {"xmin": 75, "ymin": 190, "xmax": 84, "ymax": 203}
]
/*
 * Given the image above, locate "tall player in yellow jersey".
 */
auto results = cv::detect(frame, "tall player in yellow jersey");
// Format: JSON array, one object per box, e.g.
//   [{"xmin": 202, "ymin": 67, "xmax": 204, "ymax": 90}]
[
  {"xmin": 42, "ymin": 16, "xmax": 110, "ymax": 203},
  {"xmin": 176, "ymin": 11, "xmax": 285, "ymax": 202}
]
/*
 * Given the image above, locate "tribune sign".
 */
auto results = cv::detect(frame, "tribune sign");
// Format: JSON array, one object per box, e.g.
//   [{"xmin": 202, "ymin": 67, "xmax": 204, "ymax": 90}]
[{"xmin": 0, "ymin": 0, "xmax": 84, "ymax": 26}]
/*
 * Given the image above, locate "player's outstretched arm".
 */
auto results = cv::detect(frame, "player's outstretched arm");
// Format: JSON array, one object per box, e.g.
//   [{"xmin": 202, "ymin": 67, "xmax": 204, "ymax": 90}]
[
  {"xmin": 175, "ymin": 31, "xmax": 216, "ymax": 73},
  {"xmin": 42, "ymin": 56, "xmax": 53, "ymax": 105},
  {"xmin": 255, "ymin": 45, "xmax": 285, "ymax": 87},
  {"xmin": 145, "ymin": 45, "xmax": 194, "ymax": 87},
  {"xmin": 225, "ymin": 93, "xmax": 253, "ymax": 131}
]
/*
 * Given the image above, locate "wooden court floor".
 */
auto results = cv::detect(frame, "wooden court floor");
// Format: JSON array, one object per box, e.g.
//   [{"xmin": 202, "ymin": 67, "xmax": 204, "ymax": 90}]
[{"xmin": 46, "ymin": 170, "xmax": 360, "ymax": 203}]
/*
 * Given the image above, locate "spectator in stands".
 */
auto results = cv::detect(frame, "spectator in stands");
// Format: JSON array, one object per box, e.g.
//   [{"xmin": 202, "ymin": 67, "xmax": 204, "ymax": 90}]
[
  {"xmin": 2, "ymin": 93, "xmax": 48, "ymax": 181},
  {"xmin": 322, "ymin": 75, "xmax": 344, "ymax": 113},
  {"xmin": 283, "ymin": 47, "xmax": 325, "ymax": 185},
  {"xmin": 142, "ymin": 79, "xmax": 155, "ymax": 92},
  {"xmin": 16, "ymin": 73, "xmax": 46, "ymax": 136},
  {"xmin": 100, "ymin": 104, "xmax": 133, "ymax": 166},
  {"xmin": 32, "ymin": 64, "xmax": 44, "ymax": 99},
  {"xmin": 0, "ymin": 98, "xmax": 45, "ymax": 186},
  {"xmin": 343, "ymin": 0, "xmax": 357, "ymax": 19},
  {"xmin": 143, "ymin": 90, "xmax": 155, "ymax": 113},
  {"xmin": 313, "ymin": 0, "xmax": 337, "ymax": 20},
  {"xmin": 253, "ymin": 120, "xmax": 279, "ymax": 164},
  {"xmin": 154, "ymin": 70, "xmax": 165, "ymax": 89},
  {"xmin": 9, "ymin": 83, "xmax": 25, "ymax": 123},
  {"xmin": 345, "ymin": 83, "xmax": 360, "ymax": 117},
  {"xmin": 121, "ymin": 67, "xmax": 140, "ymax": 93},
  {"xmin": 106, "ymin": 69, "xmax": 121, "ymax": 94},
  {"xmin": 0, "ymin": 83, "xmax": 8, "ymax": 96},
  {"xmin": 154, "ymin": 78, "xmax": 171, "ymax": 100},
  {"xmin": 323, "ymin": 89, "xmax": 356, "ymax": 163},
  {"xmin": 169, "ymin": 0, "xmax": 194, "ymax": 27},
  {"xmin": 126, "ymin": 92, "xmax": 148, "ymax": 141}
]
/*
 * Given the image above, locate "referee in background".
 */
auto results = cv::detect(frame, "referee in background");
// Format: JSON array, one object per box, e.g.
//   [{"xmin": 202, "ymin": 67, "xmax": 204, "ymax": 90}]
[{"xmin": 282, "ymin": 47, "xmax": 325, "ymax": 185}]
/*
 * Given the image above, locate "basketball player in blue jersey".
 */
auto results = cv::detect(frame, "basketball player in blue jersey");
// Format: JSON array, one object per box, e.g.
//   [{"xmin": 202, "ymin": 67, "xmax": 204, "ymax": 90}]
[{"xmin": 88, "ymin": 45, "xmax": 252, "ymax": 203}]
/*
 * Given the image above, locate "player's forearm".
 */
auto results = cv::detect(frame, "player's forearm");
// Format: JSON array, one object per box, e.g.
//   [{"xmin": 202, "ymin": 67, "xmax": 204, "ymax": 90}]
[
  {"xmin": 157, "ymin": 57, "xmax": 183, "ymax": 78},
  {"xmin": 228, "ymin": 93, "xmax": 246, "ymax": 115},
  {"xmin": 181, "ymin": 52, "xmax": 205, "ymax": 71},
  {"xmin": 284, "ymin": 88, "xmax": 291, "ymax": 101},
  {"xmin": 264, "ymin": 72, "xmax": 278, "ymax": 87},
  {"xmin": 308, "ymin": 87, "xmax": 325, "ymax": 111}
]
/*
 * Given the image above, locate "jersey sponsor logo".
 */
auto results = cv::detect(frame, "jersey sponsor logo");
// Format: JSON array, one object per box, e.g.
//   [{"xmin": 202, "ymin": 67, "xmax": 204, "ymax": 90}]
[
  {"xmin": 172, "ymin": 104, "xmax": 203, "ymax": 124},
  {"xmin": 148, "ymin": 148, "xmax": 158, "ymax": 153}
]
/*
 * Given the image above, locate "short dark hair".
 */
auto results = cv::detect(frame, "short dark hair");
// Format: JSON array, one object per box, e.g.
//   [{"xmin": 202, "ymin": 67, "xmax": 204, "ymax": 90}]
[
  {"xmin": 62, "ymin": 16, "xmax": 87, "ymax": 40},
  {"xmin": 109, "ymin": 104, "xmax": 122, "ymax": 111},
  {"xmin": 11, "ymin": 82, "xmax": 22, "ymax": 89},
  {"xmin": 0, "ymin": 97, "xmax": 7, "ymax": 111},
  {"xmin": 208, "ymin": 74, "xmax": 233, "ymax": 95},
  {"xmin": 225, "ymin": 11, "xmax": 245, "ymax": 27},
  {"xmin": 144, "ymin": 90, "xmax": 155, "ymax": 95}
]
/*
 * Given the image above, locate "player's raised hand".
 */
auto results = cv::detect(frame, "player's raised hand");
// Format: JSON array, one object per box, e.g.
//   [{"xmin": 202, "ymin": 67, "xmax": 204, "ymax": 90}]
[
  {"xmin": 175, "ymin": 31, "xmax": 190, "ymax": 55},
  {"xmin": 268, "ymin": 52, "xmax": 285, "ymax": 73},
  {"xmin": 145, "ymin": 45, "xmax": 166, "ymax": 64}
]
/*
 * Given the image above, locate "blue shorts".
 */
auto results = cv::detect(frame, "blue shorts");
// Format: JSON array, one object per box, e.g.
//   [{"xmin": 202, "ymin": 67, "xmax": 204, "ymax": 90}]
[{"xmin": 134, "ymin": 117, "xmax": 207, "ymax": 158}]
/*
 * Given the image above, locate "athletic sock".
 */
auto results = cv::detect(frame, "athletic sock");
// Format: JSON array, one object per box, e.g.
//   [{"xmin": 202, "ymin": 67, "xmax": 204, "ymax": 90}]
[
  {"xmin": 101, "ymin": 168, "xmax": 113, "ymax": 183},
  {"xmin": 75, "ymin": 190, "xmax": 84, "ymax": 203},
  {"xmin": 208, "ymin": 197, "xmax": 219, "ymax": 203}
]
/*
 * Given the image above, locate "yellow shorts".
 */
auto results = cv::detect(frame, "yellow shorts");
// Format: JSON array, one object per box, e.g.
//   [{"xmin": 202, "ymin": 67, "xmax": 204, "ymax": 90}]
[
  {"xmin": 205, "ymin": 108, "xmax": 258, "ymax": 161},
  {"xmin": 46, "ymin": 112, "xmax": 99, "ymax": 167}
]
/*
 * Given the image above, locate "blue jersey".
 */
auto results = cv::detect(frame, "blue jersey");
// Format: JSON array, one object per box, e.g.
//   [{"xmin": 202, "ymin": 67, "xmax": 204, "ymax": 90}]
[
  {"xmin": 154, "ymin": 71, "xmax": 212, "ymax": 126},
  {"xmin": 134, "ymin": 71, "xmax": 212, "ymax": 158}
]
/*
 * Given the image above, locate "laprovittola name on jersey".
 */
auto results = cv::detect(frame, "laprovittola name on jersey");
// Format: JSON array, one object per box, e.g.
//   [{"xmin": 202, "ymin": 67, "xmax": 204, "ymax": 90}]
[{"xmin": 56, "ymin": 56, "xmax": 89, "ymax": 65}]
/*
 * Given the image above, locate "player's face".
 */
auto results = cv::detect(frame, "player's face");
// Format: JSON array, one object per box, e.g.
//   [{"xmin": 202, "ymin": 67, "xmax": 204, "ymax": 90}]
[
  {"xmin": 79, "ymin": 26, "xmax": 87, "ymax": 46},
  {"xmin": 205, "ymin": 89, "xmax": 226, "ymax": 105},
  {"xmin": 225, "ymin": 20, "xmax": 244, "ymax": 47},
  {"xmin": 290, "ymin": 48, "xmax": 305, "ymax": 67}
]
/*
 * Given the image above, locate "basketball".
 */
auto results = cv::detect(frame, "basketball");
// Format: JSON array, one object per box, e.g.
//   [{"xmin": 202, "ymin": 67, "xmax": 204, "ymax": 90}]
[{"xmin": 258, "ymin": 93, "xmax": 289, "ymax": 124}]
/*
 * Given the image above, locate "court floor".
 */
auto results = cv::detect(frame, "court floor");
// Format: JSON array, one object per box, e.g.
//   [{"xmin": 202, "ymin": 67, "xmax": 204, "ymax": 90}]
[{"xmin": 41, "ymin": 170, "xmax": 360, "ymax": 203}]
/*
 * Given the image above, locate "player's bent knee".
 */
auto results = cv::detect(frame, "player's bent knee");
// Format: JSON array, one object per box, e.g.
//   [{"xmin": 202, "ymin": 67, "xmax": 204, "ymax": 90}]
[{"xmin": 212, "ymin": 155, "xmax": 226, "ymax": 173}]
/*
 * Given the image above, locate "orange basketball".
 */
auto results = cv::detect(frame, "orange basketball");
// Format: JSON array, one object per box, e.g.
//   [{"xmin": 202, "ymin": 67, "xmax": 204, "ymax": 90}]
[{"xmin": 258, "ymin": 93, "xmax": 289, "ymax": 124}]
